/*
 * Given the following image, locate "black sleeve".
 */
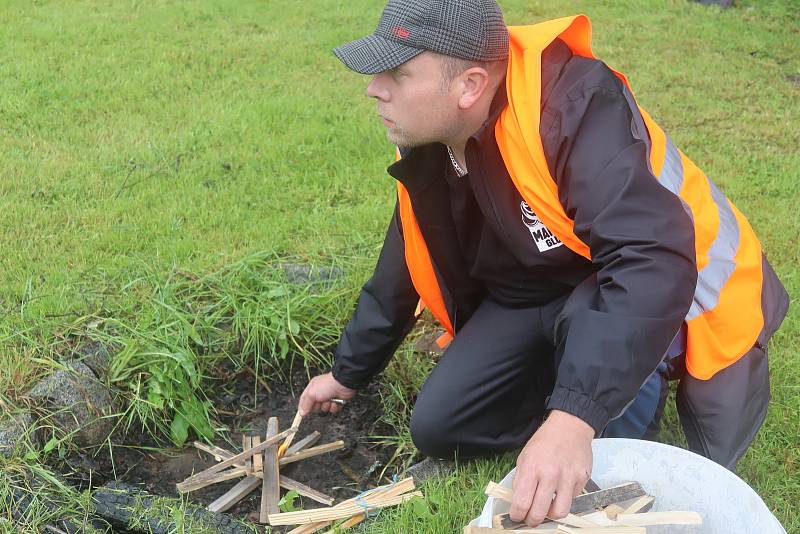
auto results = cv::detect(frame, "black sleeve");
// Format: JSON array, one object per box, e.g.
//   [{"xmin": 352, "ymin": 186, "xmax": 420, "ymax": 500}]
[
  {"xmin": 330, "ymin": 204, "xmax": 420, "ymax": 390},
  {"xmin": 540, "ymin": 57, "xmax": 698, "ymax": 435}
]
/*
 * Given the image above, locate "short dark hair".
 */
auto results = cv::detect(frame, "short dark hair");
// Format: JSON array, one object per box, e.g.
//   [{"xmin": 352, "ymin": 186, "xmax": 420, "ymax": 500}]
[{"xmin": 438, "ymin": 54, "xmax": 507, "ymax": 89}]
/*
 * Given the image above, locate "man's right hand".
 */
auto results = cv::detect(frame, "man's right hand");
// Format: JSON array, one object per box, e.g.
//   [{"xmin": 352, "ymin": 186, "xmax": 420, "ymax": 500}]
[{"xmin": 298, "ymin": 372, "xmax": 357, "ymax": 416}]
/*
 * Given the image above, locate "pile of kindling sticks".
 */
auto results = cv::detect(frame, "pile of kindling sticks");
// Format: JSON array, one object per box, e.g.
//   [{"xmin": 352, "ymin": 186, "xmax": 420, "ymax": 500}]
[
  {"xmin": 464, "ymin": 481, "xmax": 702, "ymax": 533},
  {"xmin": 176, "ymin": 410, "xmax": 422, "ymax": 532}
]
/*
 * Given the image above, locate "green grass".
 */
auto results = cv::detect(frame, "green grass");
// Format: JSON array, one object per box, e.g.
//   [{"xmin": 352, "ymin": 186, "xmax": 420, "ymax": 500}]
[{"xmin": 0, "ymin": 0, "xmax": 797, "ymax": 532}]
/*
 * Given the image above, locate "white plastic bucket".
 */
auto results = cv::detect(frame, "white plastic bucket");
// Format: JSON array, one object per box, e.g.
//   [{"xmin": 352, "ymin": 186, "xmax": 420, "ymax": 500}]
[{"xmin": 469, "ymin": 438, "xmax": 786, "ymax": 533}]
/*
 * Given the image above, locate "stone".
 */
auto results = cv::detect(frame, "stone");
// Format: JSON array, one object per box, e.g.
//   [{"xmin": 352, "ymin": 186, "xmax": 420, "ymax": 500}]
[
  {"xmin": 280, "ymin": 262, "xmax": 344, "ymax": 286},
  {"xmin": 24, "ymin": 361, "xmax": 114, "ymax": 449},
  {"xmin": 70, "ymin": 341, "xmax": 111, "ymax": 379},
  {"xmin": 414, "ymin": 330, "xmax": 447, "ymax": 354},
  {"xmin": 405, "ymin": 457, "xmax": 457, "ymax": 484},
  {"xmin": 0, "ymin": 411, "xmax": 36, "ymax": 457},
  {"xmin": 692, "ymin": 0, "xmax": 733, "ymax": 7}
]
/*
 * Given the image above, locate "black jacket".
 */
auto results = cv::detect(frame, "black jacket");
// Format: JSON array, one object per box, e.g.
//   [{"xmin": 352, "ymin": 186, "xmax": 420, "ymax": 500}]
[{"xmin": 331, "ymin": 39, "xmax": 698, "ymax": 435}]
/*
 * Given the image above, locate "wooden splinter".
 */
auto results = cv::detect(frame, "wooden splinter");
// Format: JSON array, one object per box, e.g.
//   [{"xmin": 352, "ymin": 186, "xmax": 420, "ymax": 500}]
[
  {"xmin": 268, "ymin": 491, "xmax": 422, "ymax": 526},
  {"xmin": 279, "ymin": 441, "xmax": 346, "ymax": 466},
  {"xmin": 260, "ymin": 417, "xmax": 280, "ymax": 524},
  {"xmin": 465, "ymin": 527, "xmax": 561, "ymax": 534},
  {"xmin": 285, "ymin": 431, "xmax": 321, "ymax": 457},
  {"xmin": 280, "ymin": 475, "xmax": 335, "ymax": 506},
  {"xmin": 492, "ymin": 481, "xmax": 646, "ymax": 530},
  {"xmin": 484, "ymin": 482, "xmax": 599, "ymax": 529},
  {"xmin": 556, "ymin": 527, "xmax": 645, "ymax": 534},
  {"xmin": 207, "ymin": 475, "xmax": 262, "ymax": 513},
  {"xmin": 242, "ymin": 435, "xmax": 252, "ymax": 473},
  {"xmin": 184, "ymin": 427, "xmax": 293, "ymax": 482},
  {"xmin": 252, "ymin": 435, "xmax": 263, "ymax": 474},
  {"xmin": 284, "ymin": 477, "xmax": 416, "ymax": 534},
  {"xmin": 278, "ymin": 410, "xmax": 304, "ymax": 458},
  {"xmin": 187, "ymin": 438, "xmax": 344, "ymax": 489}
]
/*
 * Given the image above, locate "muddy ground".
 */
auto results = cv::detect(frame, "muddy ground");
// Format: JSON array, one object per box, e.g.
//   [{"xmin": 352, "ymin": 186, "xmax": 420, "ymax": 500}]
[{"xmin": 52, "ymin": 365, "xmax": 401, "ymax": 529}]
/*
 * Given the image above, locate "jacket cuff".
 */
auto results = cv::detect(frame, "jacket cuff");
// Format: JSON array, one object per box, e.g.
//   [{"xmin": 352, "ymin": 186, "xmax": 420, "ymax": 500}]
[
  {"xmin": 330, "ymin": 361, "xmax": 368, "ymax": 391},
  {"xmin": 546, "ymin": 387, "xmax": 610, "ymax": 437}
]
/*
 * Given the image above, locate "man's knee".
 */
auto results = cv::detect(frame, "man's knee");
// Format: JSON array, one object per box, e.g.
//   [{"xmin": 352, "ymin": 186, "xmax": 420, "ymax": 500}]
[{"xmin": 409, "ymin": 402, "xmax": 459, "ymax": 459}]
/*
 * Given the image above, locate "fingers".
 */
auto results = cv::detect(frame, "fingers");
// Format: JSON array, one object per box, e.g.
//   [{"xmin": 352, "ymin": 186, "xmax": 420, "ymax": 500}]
[
  {"xmin": 548, "ymin": 480, "xmax": 575, "ymax": 520},
  {"xmin": 298, "ymin": 383, "xmax": 315, "ymax": 417},
  {"xmin": 526, "ymin": 478, "xmax": 556, "ymax": 526},
  {"xmin": 298, "ymin": 373, "xmax": 354, "ymax": 417},
  {"xmin": 509, "ymin": 469, "xmax": 536, "ymax": 523}
]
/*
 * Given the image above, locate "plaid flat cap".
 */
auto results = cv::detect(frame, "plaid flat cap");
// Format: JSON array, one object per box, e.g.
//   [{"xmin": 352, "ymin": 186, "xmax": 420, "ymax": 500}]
[{"xmin": 334, "ymin": 0, "xmax": 509, "ymax": 74}]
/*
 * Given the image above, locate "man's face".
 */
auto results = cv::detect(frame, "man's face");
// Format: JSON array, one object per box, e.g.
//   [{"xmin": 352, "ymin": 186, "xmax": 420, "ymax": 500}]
[{"xmin": 366, "ymin": 52, "xmax": 462, "ymax": 148}]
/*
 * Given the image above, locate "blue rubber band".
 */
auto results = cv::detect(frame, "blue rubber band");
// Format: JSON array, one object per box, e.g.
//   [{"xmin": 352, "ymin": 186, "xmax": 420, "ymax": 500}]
[
  {"xmin": 351, "ymin": 476, "xmax": 400, "ymax": 519},
  {"xmin": 354, "ymin": 495, "xmax": 380, "ymax": 518}
]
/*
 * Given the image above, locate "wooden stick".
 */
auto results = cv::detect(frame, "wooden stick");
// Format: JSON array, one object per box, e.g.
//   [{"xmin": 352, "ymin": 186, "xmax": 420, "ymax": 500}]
[
  {"xmin": 557, "ymin": 527, "xmax": 645, "ymax": 534},
  {"xmin": 268, "ymin": 491, "xmax": 422, "ymax": 526},
  {"xmin": 182, "ymin": 427, "xmax": 292, "ymax": 482},
  {"xmin": 252, "ymin": 436, "xmax": 263, "ymax": 473},
  {"xmin": 285, "ymin": 431, "xmax": 321, "ymax": 456},
  {"xmin": 279, "ymin": 441, "xmax": 345, "ymax": 466},
  {"xmin": 493, "ymin": 481, "xmax": 645, "ymax": 529},
  {"xmin": 177, "ymin": 466, "xmax": 250, "ymax": 493},
  {"xmin": 280, "ymin": 475, "xmax": 335, "ymax": 506},
  {"xmin": 603, "ymin": 504, "xmax": 625, "ymax": 520},
  {"xmin": 193, "ymin": 441, "xmax": 238, "ymax": 463},
  {"xmin": 242, "ymin": 435, "xmax": 252, "ymax": 473},
  {"xmin": 284, "ymin": 477, "xmax": 415, "ymax": 533},
  {"xmin": 261, "ymin": 417, "xmax": 280, "ymax": 524},
  {"xmin": 464, "ymin": 527, "xmax": 560, "ymax": 534},
  {"xmin": 484, "ymin": 481, "xmax": 513, "ymax": 501},
  {"xmin": 207, "ymin": 475, "xmax": 261, "ymax": 513},
  {"xmin": 484, "ymin": 482, "xmax": 598, "ymax": 529},
  {"xmin": 279, "ymin": 410, "xmax": 304, "ymax": 457},
  {"xmin": 181, "ymin": 436, "xmax": 341, "ymax": 493},
  {"xmin": 322, "ymin": 513, "xmax": 366, "ymax": 533},
  {"xmin": 621, "ymin": 495, "xmax": 654, "ymax": 515},
  {"xmin": 615, "ymin": 511, "xmax": 702, "ymax": 526}
]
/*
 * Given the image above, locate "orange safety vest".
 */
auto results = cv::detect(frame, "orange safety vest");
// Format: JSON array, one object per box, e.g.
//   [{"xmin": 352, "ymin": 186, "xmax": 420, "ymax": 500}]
[{"xmin": 396, "ymin": 15, "xmax": 764, "ymax": 381}]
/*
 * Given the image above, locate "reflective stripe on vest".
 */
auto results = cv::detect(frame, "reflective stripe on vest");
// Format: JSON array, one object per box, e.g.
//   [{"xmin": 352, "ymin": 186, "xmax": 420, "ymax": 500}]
[{"xmin": 397, "ymin": 15, "xmax": 764, "ymax": 380}]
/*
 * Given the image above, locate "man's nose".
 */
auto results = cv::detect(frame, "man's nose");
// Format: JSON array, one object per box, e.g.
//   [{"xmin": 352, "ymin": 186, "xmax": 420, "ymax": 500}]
[{"xmin": 366, "ymin": 75, "xmax": 389, "ymax": 101}]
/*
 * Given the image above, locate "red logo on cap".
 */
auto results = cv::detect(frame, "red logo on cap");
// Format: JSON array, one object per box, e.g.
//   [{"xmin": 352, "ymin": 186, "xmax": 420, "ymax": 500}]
[{"xmin": 392, "ymin": 26, "xmax": 410, "ymax": 39}]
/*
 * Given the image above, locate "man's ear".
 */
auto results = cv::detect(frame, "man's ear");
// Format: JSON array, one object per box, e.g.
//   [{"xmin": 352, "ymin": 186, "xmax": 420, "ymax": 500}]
[{"xmin": 457, "ymin": 67, "xmax": 490, "ymax": 110}]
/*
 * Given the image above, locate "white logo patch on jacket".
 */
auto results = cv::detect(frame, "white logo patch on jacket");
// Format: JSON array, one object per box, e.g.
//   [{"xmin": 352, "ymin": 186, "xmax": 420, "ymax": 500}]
[{"xmin": 520, "ymin": 201, "xmax": 563, "ymax": 252}]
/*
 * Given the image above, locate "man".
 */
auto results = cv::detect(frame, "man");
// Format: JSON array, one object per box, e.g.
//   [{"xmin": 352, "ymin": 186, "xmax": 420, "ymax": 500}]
[{"xmin": 298, "ymin": 0, "xmax": 789, "ymax": 527}]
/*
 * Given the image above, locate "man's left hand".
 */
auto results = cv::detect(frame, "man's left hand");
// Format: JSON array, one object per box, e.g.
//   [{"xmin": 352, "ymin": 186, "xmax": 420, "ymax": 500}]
[{"xmin": 509, "ymin": 410, "xmax": 595, "ymax": 527}]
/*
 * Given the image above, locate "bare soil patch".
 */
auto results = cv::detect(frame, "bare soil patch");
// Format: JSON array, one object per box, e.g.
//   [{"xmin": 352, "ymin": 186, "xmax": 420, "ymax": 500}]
[{"xmin": 51, "ymin": 366, "xmax": 398, "ymax": 529}]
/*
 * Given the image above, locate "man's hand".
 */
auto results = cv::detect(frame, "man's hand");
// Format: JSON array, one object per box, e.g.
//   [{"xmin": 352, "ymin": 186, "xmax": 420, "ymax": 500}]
[
  {"xmin": 509, "ymin": 410, "xmax": 595, "ymax": 527},
  {"xmin": 298, "ymin": 372, "xmax": 357, "ymax": 417}
]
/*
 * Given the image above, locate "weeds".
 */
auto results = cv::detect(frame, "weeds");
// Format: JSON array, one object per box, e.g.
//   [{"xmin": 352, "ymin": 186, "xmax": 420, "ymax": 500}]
[{"xmin": 66, "ymin": 252, "xmax": 356, "ymax": 446}]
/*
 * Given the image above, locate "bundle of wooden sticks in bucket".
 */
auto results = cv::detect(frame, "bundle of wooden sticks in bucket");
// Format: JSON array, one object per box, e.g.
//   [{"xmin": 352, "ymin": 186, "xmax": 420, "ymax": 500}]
[{"xmin": 465, "ymin": 480, "xmax": 702, "ymax": 533}]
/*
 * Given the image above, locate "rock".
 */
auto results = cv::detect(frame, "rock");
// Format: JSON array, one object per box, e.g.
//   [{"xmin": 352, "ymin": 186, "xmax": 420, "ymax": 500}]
[
  {"xmin": 414, "ymin": 330, "xmax": 447, "ymax": 354},
  {"xmin": 24, "ymin": 361, "xmax": 114, "ymax": 449},
  {"xmin": 0, "ymin": 411, "xmax": 37, "ymax": 457},
  {"xmin": 280, "ymin": 262, "xmax": 343, "ymax": 286},
  {"xmin": 70, "ymin": 341, "xmax": 111, "ymax": 379},
  {"xmin": 405, "ymin": 457, "xmax": 457, "ymax": 484},
  {"xmin": 692, "ymin": 0, "xmax": 733, "ymax": 7}
]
